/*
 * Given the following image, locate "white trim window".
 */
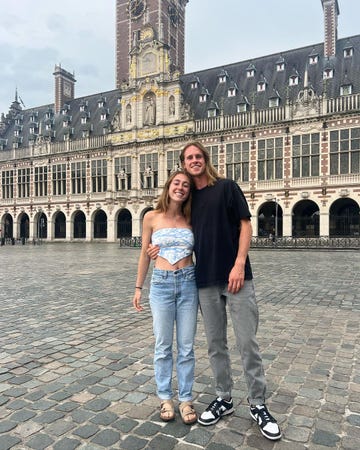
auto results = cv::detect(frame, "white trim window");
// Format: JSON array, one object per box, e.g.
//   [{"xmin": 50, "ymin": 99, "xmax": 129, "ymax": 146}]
[
  {"xmin": 257, "ymin": 81, "xmax": 266, "ymax": 92},
  {"xmin": 289, "ymin": 75, "xmax": 299, "ymax": 86},
  {"xmin": 340, "ymin": 84, "xmax": 352, "ymax": 96},
  {"xmin": 323, "ymin": 68, "xmax": 334, "ymax": 79}
]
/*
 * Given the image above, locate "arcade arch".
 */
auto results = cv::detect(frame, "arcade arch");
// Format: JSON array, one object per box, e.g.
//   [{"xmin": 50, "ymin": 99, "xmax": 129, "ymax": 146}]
[
  {"xmin": 117, "ymin": 209, "xmax": 132, "ymax": 238},
  {"xmin": 292, "ymin": 200, "xmax": 320, "ymax": 237},
  {"xmin": 73, "ymin": 210, "xmax": 86, "ymax": 239},
  {"xmin": 93, "ymin": 209, "xmax": 107, "ymax": 239},
  {"xmin": 54, "ymin": 211, "xmax": 66, "ymax": 239},
  {"xmin": 258, "ymin": 201, "xmax": 283, "ymax": 237},
  {"xmin": 329, "ymin": 198, "xmax": 360, "ymax": 237}
]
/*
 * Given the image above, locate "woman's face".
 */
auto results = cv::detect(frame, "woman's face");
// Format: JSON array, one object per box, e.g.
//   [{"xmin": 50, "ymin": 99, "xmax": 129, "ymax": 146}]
[{"xmin": 168, "ymin": 173, "xmax": 191, "ymax": 203}]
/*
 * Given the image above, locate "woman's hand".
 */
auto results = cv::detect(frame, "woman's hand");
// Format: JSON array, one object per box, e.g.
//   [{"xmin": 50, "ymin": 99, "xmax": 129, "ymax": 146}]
[
  {"xmin": 147, "ymin": 243, "xmax": 160, "ymax": 260},
  {"xmin": 133, "ymin": 291, "xmax": 144, "ymax": 312}
]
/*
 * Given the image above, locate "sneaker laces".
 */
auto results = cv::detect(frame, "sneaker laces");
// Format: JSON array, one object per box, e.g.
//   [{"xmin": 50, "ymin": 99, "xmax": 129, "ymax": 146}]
[
  {"xmin": 207, "ymin": 399, "xmax": 221, "ymax": 414},
  {"xmin": 256, "ymin": 406, "xmax": 277, "ymax": 424}
]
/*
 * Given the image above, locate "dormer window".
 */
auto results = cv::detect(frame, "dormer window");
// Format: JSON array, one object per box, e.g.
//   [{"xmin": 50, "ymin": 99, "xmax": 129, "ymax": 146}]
[
  {"xmin": 340, "ymin": 84, "xmax": 352, "ymax": 96},
  {"xmin": 218, "ymin": 75, "xmax": 226, "ymax": 84},
  {"xmin": 289, "ymin": 75, "xmax": 299, "ymax": 86},
  {"xmin": 276, "ymin": 62, "xmax": 285, "ymax": 72},
  {"xmin": 344, "ymin": 47, "xmax": 353, "ymax": 58},
  {"xmin": 45, "ymin": 123, "xmax": 52, "ymax": 131},
  {"xmin": 81, "ymin": 116, "xmax": 87, "ymax": 125},
  {"xmin": 63, "ymin": 121, "xmax": 68, "ymax": 128},
  {"xmin": 257, "ymin": 81, "xmax": 266, "ymax": 92},
  {"xmin": 247, "ymin": 69, "xmax": 255, "ymax": 78},
  {"xmin": 14, "ymin": 129, "xmax": 20, "ymax": 137},
  {"xmin": 97, "ymin": 97, "xmax": 106, "ymax": 108},
  {"xmin": 29, "ymin": 112, "xmax": 38, "ymax": 122},
  {"xmin": 100, "ymin": 113, "xmax": 107, "ymax": 121},
  {"xmin": 191, "ymin": 81, "xmax": 198, "ymax": 89},
  {"xmin": 208, "ymin": 109, "xmax": 217, "ymax": 118},
  {"xmin": 228, "ymin": 87, "xmax": 236, "ymax": 97},
  {"xmin": 80, "ymin": 105, "xmax": 86, "ymax": 112},
  {"xmin": 269, "ymin": 98, "xmax": 280, "ymax": 108},
  {"xmin": 199, "ymin": 93, "xmax": 207, "ymax": 103},
  {"xmin": 309, "ymin": 55, "xmax": 319, "ymax": 65},
  {"xmin": 323, "ymin": 68, "xmax": 334, "ymax": 79},
  {"xmin": 237, "ymin": 103, "xmax": 248, "ymax": 113},
  {"xmin": 29, "ymin": 126, "xmax": 36, "ymax": 135}
]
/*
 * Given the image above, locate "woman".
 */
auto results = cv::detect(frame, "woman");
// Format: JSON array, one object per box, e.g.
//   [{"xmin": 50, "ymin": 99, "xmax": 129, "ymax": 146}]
[{"xmin": 133, "ymin": 170, "xmax": 198, "ymax": 425}]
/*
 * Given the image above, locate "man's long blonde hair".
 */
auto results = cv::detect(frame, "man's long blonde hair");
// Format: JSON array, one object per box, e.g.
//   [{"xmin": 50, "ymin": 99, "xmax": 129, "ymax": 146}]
[
  {"xmin": 180, "ymin": 141, "xmax": 223, "ymax": 186},
  {"xmin": 155, "ymin": 170, "xmax": 193, "ymax": 222}
]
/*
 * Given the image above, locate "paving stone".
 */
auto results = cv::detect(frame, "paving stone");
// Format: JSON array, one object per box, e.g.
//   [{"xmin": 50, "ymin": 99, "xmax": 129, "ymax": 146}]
[
  {"xmin": 53, "ymin": 437, "xmax": 81, "ymax": 450},
  {"xmin": 27, "ymin": 433, "xmax": 54, "ymax": 449},
  {"xmin": 90, "ymin": 411, "xmax": 118, "ymax": 426},
  {"xmin": 90, "ymin": 429, "xmax": 121, "ymax": 447},
  {"xmin": 0, "ymin": 435, "xmax": 21, "ymax": 450},
  {"xmin": 120, "ymin": 435, "xmax": 148, "ymax": 449},
  {"xmin": 73, "ymin": 424, "xmax": 100, "ymax": 439},
  {"xmin": 312, "ymin": 429, "xmax": 341, "ymax": 447},
  {"xmin": 85, "ymin": 398, "xmax": 111, "ymax": 412},
  {"xmin": 111, "ymin": 417, "xmax": 138, "ymax": 433},
  {"xmin": 0, "ymin": 420, "xmax": 17, "ymax": 433},
  {"xmin": 9, "ymin": 408, "xmax": 36, "ymax": 422}
]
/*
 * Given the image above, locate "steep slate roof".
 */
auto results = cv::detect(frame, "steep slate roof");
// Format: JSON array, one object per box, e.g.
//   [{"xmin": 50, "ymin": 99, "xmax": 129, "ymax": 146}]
[
  {"xmin": 0, "ymin": 90, "xmax": 121, "ymax": 151},
  {"xmin": 180, "ymin": 35, "xmax": 360, "ymax": 118},
  {"xmin": 0, "ymin": 34, "xmax": 359, "ymax": 151}
]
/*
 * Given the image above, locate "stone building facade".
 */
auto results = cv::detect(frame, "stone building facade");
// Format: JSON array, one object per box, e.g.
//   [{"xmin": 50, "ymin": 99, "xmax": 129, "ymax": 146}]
[{"xmin": 0, "ymin": 0, "xmax": 359, "ymax": 242}]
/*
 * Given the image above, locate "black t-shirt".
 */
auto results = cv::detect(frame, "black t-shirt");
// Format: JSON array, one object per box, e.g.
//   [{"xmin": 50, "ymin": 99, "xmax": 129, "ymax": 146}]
[{"xmin": 191, "ymin": 178, "xmax": 253, "ymax": 288}]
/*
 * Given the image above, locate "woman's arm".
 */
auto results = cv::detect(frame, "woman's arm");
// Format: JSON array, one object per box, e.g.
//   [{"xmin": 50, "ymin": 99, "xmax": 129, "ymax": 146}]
[{"xmin": 133, "ymin": 212, "xmax": 153, "ymax": 311}]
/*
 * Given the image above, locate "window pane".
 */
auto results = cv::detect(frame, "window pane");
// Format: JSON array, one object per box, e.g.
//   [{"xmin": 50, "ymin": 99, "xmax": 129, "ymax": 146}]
[
  {"xmin": 302, "ymin": 156, "xmax": 310, "ymax": 177},
  {"xmin": 350, "ymin": 151, "xmax": 360, "ymax": 173},
  {"xmin": 311, "ymin": 156, "xmax": 319, "ymax": 176},
  {"xmin": 340, "ymin": 153, "xmax": 349, "ymax": 174}
]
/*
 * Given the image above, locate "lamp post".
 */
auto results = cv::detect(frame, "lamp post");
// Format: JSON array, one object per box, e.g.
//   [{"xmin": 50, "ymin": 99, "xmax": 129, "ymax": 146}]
[{"xmin": 274, "ymin": 198, "xmax": 279, "ymax": 240}]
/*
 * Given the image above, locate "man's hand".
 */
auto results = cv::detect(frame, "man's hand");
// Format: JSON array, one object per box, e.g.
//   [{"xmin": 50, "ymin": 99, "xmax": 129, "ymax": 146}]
[
  {"xmin": 147, "ymin": 243, "xmax": 160, "ymax": 260},
  {"xmin": 228, "ymin": 264, "xmax": 245, "ymax": 294}
]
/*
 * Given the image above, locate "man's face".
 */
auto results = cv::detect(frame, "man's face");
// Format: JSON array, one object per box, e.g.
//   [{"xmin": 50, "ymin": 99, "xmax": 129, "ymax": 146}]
[{"xmin": 182, "ymin": 145, "xmax": 206, "ymax": 177}]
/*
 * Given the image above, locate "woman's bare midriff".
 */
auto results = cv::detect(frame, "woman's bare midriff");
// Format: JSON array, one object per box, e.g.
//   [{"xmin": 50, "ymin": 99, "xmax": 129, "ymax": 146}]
[{"xmin": 154, "ymin": 255, "xmax": 193, "ymax": 271}]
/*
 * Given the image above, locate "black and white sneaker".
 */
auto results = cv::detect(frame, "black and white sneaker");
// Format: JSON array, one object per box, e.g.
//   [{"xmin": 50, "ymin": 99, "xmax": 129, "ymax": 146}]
[
  {"xmin": 198, "ymin": 397, "xmax": 234, "ymax": 426},
  {"xmin": 250, "ymin": 404, "xmax": 282, "ymax": 440}
]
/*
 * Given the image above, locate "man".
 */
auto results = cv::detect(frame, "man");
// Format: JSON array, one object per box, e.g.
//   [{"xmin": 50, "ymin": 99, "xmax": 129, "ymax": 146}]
[{"xmin": 180, "ymin": 141, "xmax": 281, "ymax": 440}]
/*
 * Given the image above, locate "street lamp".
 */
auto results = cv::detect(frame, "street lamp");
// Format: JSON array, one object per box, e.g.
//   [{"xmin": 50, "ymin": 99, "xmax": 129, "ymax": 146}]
[
  {"xmin": 266, "ymin": 195, "xmax": 278, "ymax": 241},
  {"xmin": 274, "ymin": 198, "xmax": 279, "ymax": 240}
]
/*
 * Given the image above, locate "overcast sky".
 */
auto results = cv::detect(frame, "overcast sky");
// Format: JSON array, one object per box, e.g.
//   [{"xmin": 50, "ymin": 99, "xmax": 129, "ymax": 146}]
[{"xmin": 0, "ymin": 0, "xmax": 359, "ymax": 115}]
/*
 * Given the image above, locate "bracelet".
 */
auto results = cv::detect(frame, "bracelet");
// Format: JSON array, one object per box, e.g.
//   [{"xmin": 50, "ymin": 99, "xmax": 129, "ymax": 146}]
[{"xmin": 135, "ymin": 286, "xmax": 142, "ymax": 290}]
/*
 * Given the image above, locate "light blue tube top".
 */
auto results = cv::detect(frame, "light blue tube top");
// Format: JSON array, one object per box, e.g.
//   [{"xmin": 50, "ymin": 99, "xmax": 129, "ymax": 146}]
[{"xmin": 152, "ymin": 228, "xmax": 194, "ymax": 265}]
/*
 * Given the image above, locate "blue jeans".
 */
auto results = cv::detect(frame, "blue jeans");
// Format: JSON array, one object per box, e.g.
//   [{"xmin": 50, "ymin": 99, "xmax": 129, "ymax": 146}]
[{"xmin": 149, "ymin": 265, "xmax": 198, "ymax": 402}]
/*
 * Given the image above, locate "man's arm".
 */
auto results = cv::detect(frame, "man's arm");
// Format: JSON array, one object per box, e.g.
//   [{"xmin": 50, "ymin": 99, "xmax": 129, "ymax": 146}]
[{"xmin": 228, "ymin": 218, "xmax": 252, "ymax": 294}]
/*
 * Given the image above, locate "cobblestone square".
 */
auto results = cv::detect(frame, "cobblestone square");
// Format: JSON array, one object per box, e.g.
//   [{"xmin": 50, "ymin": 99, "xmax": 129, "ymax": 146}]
[{"xmin": 0, "ymin": 244, "xmax": 359, "ymax": 449}]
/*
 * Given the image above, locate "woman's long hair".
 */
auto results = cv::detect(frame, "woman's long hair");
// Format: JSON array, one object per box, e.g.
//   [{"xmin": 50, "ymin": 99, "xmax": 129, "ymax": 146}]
[
  {"xmin": 180, "ymin": 141, "xmax": 223, "ymax": 186},
  {"xmin": 155, "ymin": 170, "xmax": 194, "ymax": 223}
]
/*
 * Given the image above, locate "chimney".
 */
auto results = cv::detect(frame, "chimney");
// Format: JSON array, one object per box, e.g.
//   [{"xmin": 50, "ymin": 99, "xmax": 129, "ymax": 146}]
[
  {"xmin": 53, "ymin": 64, "xmax": 76, "ymax": 114},
  {"xmin": 321, "ymin": 0, "xmax": 340, "ymax": 58}
]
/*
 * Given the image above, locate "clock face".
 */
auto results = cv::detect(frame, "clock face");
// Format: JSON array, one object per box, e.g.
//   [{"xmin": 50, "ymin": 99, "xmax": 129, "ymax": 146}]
[
  {"xmin": 128, "ymin": 0, "xmax": 146, "ymax": 19},
  {"xmin": 169, "ymin": 4, "xmax": 178, "ymax": 26}
]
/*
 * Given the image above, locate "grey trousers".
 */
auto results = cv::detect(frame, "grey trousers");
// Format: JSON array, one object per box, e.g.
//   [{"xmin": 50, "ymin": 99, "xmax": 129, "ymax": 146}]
[{"xmin": 198, "ymin": 280, "xmax": 266, "ymax": 405}]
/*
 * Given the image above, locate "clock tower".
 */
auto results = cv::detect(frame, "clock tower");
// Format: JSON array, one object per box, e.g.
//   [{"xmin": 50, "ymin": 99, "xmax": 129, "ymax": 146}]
[{"xmin": 116, "ymin": 0, "xmax": 188, "ymax": 87}]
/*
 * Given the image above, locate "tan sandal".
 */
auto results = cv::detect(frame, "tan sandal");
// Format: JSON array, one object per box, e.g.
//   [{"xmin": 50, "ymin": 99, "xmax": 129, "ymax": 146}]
[
  {"xmin": 160, "ymin": 400, "xmax": 175, "ymax": 422},
  {"xmin": 179, "ymin": 401, "xmax": 197, "ymax": 425}
]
